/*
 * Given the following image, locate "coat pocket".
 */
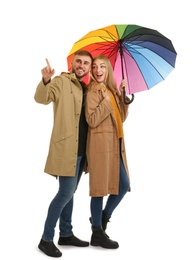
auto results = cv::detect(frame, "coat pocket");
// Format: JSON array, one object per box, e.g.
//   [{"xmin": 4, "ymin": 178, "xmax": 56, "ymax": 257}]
[
  {"xmin": 50, "ymin": 131, "xmax": 73, "ymax": 158},
  {"xmin": 53, "ymin": 130, "xmax": 73, "ymax": 143}
]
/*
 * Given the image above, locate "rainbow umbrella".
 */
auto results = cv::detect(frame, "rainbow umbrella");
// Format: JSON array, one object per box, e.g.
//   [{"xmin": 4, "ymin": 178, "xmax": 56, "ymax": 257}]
[{"xmin": 67, "ymin": 24, "xmax": 177, "ymax": 104}]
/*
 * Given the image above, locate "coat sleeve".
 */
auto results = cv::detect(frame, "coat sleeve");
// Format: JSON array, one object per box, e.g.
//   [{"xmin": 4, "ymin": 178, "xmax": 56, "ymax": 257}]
[
  {"xmin": 34, "ymin": 76, "xmax": 63, "ymax": 104},
  {"xmin": 85, "ymin": 88, "xmax": 114, "ymax": 128}
]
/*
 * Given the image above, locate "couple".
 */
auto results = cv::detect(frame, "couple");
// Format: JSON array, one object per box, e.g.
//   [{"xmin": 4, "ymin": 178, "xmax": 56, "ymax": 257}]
[{"xmin": 34, "ymin": 50, "xmax": 131, "ymax": 257}]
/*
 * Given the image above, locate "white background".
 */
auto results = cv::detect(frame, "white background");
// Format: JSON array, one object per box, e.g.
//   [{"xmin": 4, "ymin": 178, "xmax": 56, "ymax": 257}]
[{"xmin": 0, "ymin": 0, "xmax": 192, "ymax": 259}]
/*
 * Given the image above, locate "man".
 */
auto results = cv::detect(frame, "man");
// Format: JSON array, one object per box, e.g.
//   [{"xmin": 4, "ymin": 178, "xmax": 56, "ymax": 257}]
[{"xmin": 34, "ymin": 50, "xmax": 93, "ymax": 257}]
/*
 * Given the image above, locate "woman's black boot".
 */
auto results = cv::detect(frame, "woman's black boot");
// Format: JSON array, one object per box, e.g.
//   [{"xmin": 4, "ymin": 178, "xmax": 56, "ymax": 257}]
[
  {"xmin": 89, "ymin": 211, "xmax": 111, "ymax": 231},
  {"xmin": 102, "ymin": 211, "xmax": 111, "ymax": 231},
  {"xmin": 90, "ymin": 227, "xmax": 119, "ymax": 249}
]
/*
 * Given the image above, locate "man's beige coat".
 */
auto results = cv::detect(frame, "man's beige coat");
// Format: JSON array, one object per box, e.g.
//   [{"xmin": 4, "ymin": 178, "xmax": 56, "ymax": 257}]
[{"xmin": 34, "ymin": 73, "xmax": 84, "ymax": 177}]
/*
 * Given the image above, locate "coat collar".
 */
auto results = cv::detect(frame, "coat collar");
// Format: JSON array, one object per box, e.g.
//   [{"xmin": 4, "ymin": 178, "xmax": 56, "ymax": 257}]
[
  {"xmin": 90, "ymin": 81, "xmax": 119, "ymax": 97},
  {"xmin": 61, "ymin": 72, "xmax": 86, "ymax": 87}
]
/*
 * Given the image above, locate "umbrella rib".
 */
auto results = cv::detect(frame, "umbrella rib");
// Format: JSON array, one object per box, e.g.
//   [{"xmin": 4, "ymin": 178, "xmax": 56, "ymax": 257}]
[
  {"xmin": 122, "ymin": 46, "xmax": 167, "ymax": 94},
  {"xmin": 126, "ymin": 47, "xmax": 166, "ymax": 80},
  {"xmin": 123, "ymin": 38, "xmax": 174, "ymax": 80}
]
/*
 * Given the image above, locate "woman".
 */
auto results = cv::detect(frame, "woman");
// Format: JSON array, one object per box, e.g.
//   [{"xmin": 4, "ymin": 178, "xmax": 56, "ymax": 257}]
[{"xmin": 85, "ymin": 55, "xmax": 131, "ymax": 249}]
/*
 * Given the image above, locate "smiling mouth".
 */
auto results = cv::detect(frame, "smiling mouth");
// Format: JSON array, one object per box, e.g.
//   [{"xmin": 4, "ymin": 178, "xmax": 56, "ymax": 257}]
[
  {"xmin": 77, "ymin": 69, "xmax": 84, "ymax": 73},
  {"xmin": 96, "ymin": 74, "xmax": 103, "ymax": 77}
]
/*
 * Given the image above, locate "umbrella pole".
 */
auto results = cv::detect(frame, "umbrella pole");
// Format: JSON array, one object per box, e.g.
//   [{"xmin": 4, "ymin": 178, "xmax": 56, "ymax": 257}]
[{"xmin": 120, "ymin": 44, "xmax": 134, "ymax": 104}]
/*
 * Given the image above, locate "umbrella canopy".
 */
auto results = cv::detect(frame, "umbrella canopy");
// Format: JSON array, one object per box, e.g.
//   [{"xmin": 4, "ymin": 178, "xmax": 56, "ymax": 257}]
[{"xmin": 67, "ymin": 24, "xmax": 177, "ymax": 97}]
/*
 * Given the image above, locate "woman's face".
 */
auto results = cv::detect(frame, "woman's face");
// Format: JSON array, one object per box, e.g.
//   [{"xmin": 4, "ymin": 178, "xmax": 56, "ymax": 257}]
[{"xmin": 92, "ymin": 59, "xmax": 107, "ymax": 83}]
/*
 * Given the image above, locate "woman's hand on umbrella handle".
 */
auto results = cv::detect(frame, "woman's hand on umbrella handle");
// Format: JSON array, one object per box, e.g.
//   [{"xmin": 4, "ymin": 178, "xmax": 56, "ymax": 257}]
[
  {"xmin": 120, "ymin": 79, "xmax": 135, "ymax": 104},
  {"xmin": 119, "ymin": 79, "xmax": 127, "ymax": 93},
  {"xmin": 41, "ymin": 58, "xmax": 55, "ymax": 84}
]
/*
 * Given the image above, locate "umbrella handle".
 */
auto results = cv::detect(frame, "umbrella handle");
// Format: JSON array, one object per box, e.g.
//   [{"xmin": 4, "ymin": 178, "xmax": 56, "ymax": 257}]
[{"xmin": 123, "ymin": 87, "xmax": 135, "ymax": 104}]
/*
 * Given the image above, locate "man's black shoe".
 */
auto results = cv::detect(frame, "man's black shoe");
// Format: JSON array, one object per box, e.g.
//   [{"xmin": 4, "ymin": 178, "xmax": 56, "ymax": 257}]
[
  {"xmin": 58, "ymin": 235, "xmax": 89, "ymax": 247},
  {"xmin": 38, "ymin": 239, "xmax": 62, "ymax": 257}
]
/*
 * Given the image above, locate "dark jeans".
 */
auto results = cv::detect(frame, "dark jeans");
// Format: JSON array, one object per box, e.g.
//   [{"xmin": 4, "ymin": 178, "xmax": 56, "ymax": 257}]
[
  {"xmin": 42, "ymin": 156, "xmax": 85, "ymax": 241},
  {"xmin": 90, "ymin": 156, "xmax": 130, "ymax": 227}
]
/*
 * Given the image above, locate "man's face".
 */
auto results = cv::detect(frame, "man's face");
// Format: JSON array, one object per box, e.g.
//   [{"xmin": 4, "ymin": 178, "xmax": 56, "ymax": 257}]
[{"xmin": 71, "ymin": 55, "xmax": 92, "ymax": 81}]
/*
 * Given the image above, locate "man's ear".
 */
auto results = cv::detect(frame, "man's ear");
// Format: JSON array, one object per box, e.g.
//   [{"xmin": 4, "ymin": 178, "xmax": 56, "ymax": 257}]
[{"xmin": 69, "ymin": 62, "xmax": 72, "ymax": 72}]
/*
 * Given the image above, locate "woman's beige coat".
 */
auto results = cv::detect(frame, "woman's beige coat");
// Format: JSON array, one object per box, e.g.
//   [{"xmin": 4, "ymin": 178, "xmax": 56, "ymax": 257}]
[
  {"xmin": 85, "ymin": 82, "xmax": 131, "ymax": 196},
  {"xmin": 34, "ymin": 73, "xmax": 84, "ymax": 177}
]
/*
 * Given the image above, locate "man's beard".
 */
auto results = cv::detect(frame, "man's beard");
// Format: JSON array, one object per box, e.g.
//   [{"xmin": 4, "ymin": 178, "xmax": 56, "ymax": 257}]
[{"xmin": 76, "ymin": 74, "xmax": 84, "ymax": 80}]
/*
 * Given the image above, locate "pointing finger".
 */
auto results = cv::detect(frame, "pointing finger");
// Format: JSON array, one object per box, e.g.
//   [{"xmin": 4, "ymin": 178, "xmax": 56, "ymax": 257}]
[{"xmin": 45, "ymin": 58, "xmax": 52, "ymax": 70}]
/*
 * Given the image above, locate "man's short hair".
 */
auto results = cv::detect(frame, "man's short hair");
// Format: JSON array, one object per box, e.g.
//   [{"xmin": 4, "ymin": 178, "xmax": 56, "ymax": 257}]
[{"xmin": 74, "ymin": 50, "xmax": 93, "ymax": 61}]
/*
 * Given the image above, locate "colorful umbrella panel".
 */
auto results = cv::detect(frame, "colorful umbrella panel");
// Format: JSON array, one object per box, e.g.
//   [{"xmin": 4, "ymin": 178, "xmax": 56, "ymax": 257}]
[{"xmin": 67, "ymin": 24, "xmax": 177, "ymax": 94}]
